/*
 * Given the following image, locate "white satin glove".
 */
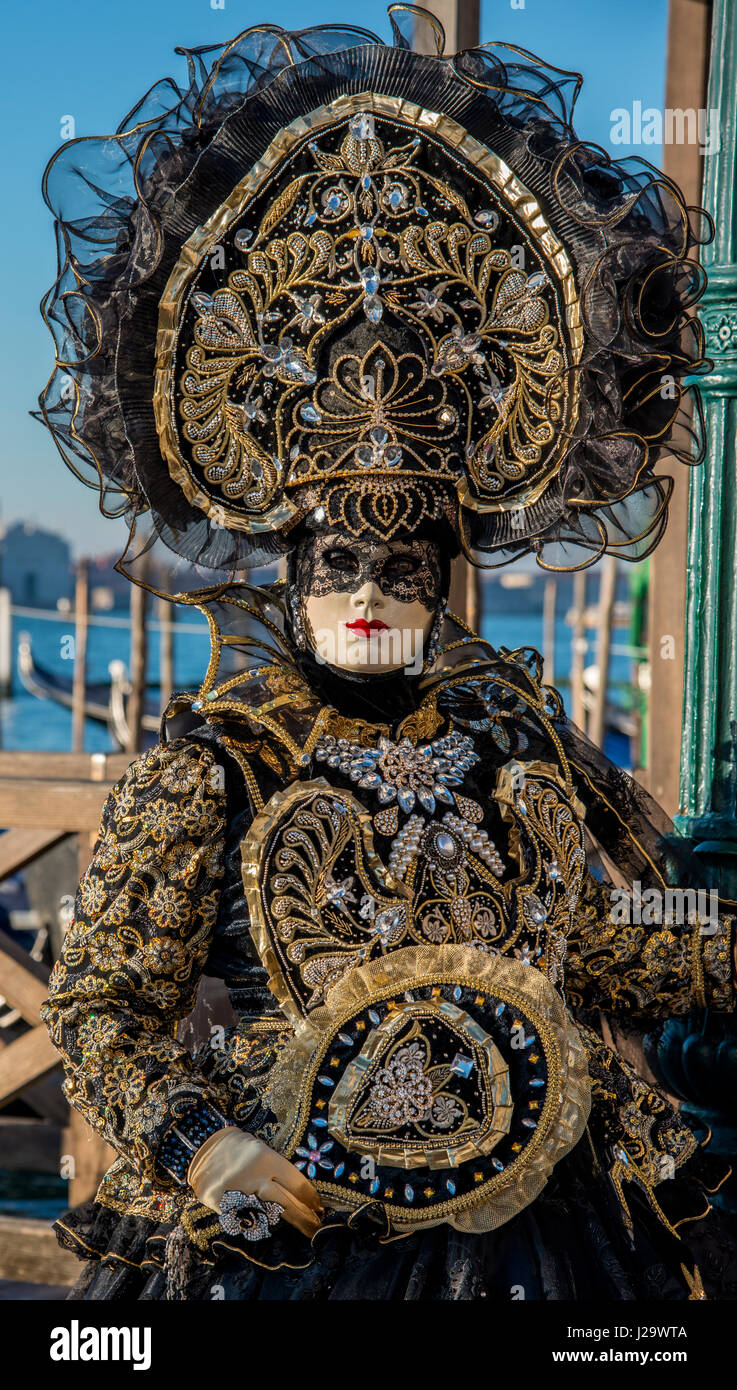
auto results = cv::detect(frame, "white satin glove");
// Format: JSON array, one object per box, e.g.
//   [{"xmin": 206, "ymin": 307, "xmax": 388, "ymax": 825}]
[{"xmin": 187, "ymin": 1127, "xmax": 323, "ymax": 1239}]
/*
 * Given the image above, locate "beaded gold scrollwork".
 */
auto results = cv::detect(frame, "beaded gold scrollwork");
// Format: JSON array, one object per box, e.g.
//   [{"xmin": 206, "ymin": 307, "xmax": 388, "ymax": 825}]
[
  {"xmin": 240, "ymin": 780, "xmax": 412, "ymax": 1024},
  {"xmin": 155, "ymin": 93, "xmax": 582, "ymax": 538}
]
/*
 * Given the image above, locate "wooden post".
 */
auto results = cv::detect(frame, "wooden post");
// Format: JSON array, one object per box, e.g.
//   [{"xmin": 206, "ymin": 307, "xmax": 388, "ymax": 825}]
[
  {"xmin": 412, "ymin": 0, "xmax": 480, "ymax": 52},
  {"xmin": 71, "ymin": 559, "xmax": 89, "ymax": 754},
  {"xmin": 646, "ymin": 0, "xmax": 711, "ymax": 810},
  {"xmin": 570, "ymin": 570, "xmax": 587, "ymax": 730},
  {"xmin": 158, "ymin": 596, "xmax": 174, "ymax": 714},
  {"xmin": 589, "ymin": 557, "xmax": 617, "ymax": 749},
  {"xmin": 542, "ymin": 577, "xmax": 557, "ymax": 687},
  {"xmin": 415, "ymin": 0, "xmax": 482, "ymax": 634},
  {"xmin": 126, "ymin": 581, "xmax": 148, "ymax": 755},
  {"xmin": 0, "ymin": 586, "xmax": 11, "ymax": 700}
]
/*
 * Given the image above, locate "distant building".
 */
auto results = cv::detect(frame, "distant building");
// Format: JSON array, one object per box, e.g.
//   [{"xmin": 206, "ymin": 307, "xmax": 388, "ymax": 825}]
[{"xmin": 0, "ymin": 522, "xmax": 72, "ymax": 608}]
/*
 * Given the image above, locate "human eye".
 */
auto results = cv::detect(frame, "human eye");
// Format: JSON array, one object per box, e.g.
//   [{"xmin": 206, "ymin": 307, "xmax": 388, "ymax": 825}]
[
  {"xmin": 384, "ymin": 553, "xmax": 419, "ymax": 580},
  {"xmin": 325, "ymin": 547, "xmax": 358, "ymax": 573}
]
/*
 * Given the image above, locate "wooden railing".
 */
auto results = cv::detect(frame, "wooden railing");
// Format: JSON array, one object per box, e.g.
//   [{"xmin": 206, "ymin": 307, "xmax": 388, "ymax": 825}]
[{"xmin": 0, "ymin": 750, "xmax": 130, "ymax": 1285}]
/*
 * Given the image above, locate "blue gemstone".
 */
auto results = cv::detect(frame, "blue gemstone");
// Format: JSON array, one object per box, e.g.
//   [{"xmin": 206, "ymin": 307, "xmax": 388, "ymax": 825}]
[
  {"xmin": 522, "ymin": 1119, "xmax": 537, "ymax": 1129},
  {"xmin": 492, "ymin": 1158, "xmax": 504, "ymax": 1171},
  {"xmin": 337, "ymin": 1032, "xmax": 353, "ymax": 1046},
  {"xmin": 307, "ymin": 1163, "xmax": 317, "ymax": 1177},
  {"xmin": 368, "ymin": 1009, "xmax": 380, "ymax": 1025},
  {"xmin": 453, "ymin": 986, "xmax": 462, "ymax": 1001},
  {"xmin": 445, "ymin": 1178, "xmax": 456, "ymax": 1195},
  {"xmin": 370, "ymin": 1178, "xmax": 380, "ymax": 1194},
  {"xmin": 312, "ymin": 1116, "xmax": 328, "ymax": 1126},
  {"xmin": 524, "ymin": 1035, "xmax": 536, "ymax": 1048},
  {"xmin": 450, "ymin": 1052, "xmax": 474, "ymax": 1079},
  {"xmin": 495, "ymin": 1002, "xmax": 505, "ymax": 1015},
  {"xmin": 334, "ymin": 1163, "xmax": 345, "ymax": 1178},
  {"xmin": 305, "ymin": 212, "xmax": 317, "ymax": 226},
  {"xmin": 404, "ymin": 1185, "xmax": 414, "ymax": 1202},
  {"xmin": 530, "ymin": 1078, "xmax": 545, "ymax": 1088},
  {"xmin": 318, "ymin": 1076, "xmax": 335, "ymax": 1088}
]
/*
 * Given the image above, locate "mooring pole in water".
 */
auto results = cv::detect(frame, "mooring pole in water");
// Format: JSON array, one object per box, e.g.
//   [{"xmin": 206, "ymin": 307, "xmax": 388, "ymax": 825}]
[{"xmin": 71, "ymin": 559, "xmax": 89, "ymax": 753}]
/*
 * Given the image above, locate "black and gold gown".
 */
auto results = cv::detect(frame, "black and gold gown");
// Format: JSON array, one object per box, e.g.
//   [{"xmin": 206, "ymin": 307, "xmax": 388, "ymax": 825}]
[{"xmin": 41, "ymin": 600, "xmax": 737, "ymax": 1301}]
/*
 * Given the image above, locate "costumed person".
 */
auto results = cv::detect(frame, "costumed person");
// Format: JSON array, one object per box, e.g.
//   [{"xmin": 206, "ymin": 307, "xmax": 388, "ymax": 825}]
[{"xmin": 37, "ymin": 9, "xmax": 737, "ymax": 1300}]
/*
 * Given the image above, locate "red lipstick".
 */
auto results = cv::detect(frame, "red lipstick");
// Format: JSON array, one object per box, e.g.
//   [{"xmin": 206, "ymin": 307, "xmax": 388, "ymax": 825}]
[{"xmin": 345, "ymin": 619, "xmax": 389, "ymax": 636}]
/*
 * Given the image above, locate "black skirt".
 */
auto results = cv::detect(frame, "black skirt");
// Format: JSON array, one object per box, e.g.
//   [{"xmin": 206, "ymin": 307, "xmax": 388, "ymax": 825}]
[{"xmin": 54, "ymin": 1139, "xmax": 737, "ymax": 1302}]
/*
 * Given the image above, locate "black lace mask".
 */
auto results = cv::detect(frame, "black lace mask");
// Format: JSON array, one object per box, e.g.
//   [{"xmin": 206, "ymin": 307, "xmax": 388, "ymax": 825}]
[{"xmin": 294, "ymin": 536, "xmax": 443, "ymax": 609}]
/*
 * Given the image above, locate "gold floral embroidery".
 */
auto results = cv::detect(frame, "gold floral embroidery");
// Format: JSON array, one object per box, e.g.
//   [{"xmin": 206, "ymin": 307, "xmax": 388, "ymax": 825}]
[{"xmin": 41, "ymin": 739, "xmax": 229, "ymax": 1185}]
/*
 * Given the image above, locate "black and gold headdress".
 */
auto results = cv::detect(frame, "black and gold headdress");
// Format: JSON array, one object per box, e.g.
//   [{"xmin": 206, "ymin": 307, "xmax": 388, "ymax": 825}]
[{"xmin": 38, "ymin": 9, "xmax": 711, "ymax": 571}]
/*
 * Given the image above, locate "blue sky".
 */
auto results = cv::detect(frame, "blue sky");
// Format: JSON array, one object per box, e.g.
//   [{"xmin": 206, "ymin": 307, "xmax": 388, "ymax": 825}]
[{"xmin": 1, "ymin": 0, "xmax": 670, "ymax": 557}]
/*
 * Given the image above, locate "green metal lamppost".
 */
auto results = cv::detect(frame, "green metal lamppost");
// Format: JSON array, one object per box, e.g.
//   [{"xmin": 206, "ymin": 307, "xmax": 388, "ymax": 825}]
[{"xmin": 645, "ymin": 0, "xmax": 737, "ymax": 1205}]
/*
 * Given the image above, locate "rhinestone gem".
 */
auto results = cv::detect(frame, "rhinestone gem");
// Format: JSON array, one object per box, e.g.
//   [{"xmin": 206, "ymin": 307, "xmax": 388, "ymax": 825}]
[
  {"xmin": 299, "ymin": 403, "xmax": 322, "ymax": 425},
  {"xmin": 234, "ymin": 228, "xmax": 253, "ymax": 250},
  {"xmin": 360, "ymin": 266, "xmax": 380, "ymax": 296},
  {"xmin": 349, "ymin": 112, "xmax": 375, "ymax": 140},
  {"xmin": 475, "ymin": 209, "xmax": 500, "ymax": 229},
  {"xmin": 191, "ymin": 292, "xmax": 213, "ymax": 314},
  {"xmin": 364, "ymin": 295, "xmax": 383, "ymax": 323},
  {"xmin": 433, "ymin": 831, "xmax": 457, "ymax": 859},
  {"xmin": 450, "ymin": 1053, "xmax": 474, "ymax": 1078}
]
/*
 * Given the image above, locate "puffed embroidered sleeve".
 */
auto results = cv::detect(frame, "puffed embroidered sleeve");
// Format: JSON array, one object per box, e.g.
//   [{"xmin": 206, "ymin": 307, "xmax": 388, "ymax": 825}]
[
  {"xmin": 40, "ymin": 738, "xmax": 233, "ymax": 1186},
  {"xmin": 554, "ymin": 716, "xmax": 736, "ymax": 1020}
]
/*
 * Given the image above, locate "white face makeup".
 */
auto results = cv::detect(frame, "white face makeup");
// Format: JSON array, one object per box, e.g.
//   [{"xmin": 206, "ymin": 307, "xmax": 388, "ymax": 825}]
[{"xmin": 294, "ymin": 536, "xmax": 443, "ymax": 675}]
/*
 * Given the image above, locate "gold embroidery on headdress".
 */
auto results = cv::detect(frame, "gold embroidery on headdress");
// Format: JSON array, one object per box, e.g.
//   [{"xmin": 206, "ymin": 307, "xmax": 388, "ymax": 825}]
[{"xmin": 155, "ymin": 93, "xmax": 582, "ymax": 539}]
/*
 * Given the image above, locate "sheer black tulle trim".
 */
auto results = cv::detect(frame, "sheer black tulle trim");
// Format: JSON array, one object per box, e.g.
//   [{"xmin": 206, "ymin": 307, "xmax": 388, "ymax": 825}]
[
  {"xmin": 53, "ymin": 1136, "xmax": 737, "ymax": 1301},
  {"xmin": 36, "ymin": 10, "xmax": 712, "ymax": 573}
]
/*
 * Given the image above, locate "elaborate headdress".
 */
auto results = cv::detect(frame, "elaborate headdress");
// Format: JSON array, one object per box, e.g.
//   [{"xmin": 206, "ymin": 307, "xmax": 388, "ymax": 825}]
[{"xmin": 38, "ymin": 8, "xmax": 711, "ymax": 572}]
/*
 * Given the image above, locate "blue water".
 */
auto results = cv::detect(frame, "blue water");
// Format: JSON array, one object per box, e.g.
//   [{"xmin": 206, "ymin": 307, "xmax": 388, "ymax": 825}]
[
  {"xmin": 1, "ymin": 611, "xmax": 211, "ymax": 753},
  {"xmin": 1, "ymin": 606, "xmax": 634, "ymax": 754}
]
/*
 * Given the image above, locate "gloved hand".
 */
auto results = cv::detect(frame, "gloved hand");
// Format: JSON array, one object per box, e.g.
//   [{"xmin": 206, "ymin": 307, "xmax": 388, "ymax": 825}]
[{"xmin": 187, "ymin": 1127, "xmax": 323, "ymax": 1239}]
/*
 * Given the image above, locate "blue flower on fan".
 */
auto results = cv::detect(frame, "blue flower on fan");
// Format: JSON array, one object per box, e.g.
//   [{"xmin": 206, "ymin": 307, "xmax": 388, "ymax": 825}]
[{"xmin": 294, "ymin": 1136, "xmax": 334, "ymax": 1177}]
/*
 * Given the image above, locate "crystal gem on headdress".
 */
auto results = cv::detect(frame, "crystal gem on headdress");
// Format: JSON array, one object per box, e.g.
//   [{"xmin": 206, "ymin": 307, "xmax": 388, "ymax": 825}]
[
  {"xmin": 191, "ymin": 292, "xmax": 214, "ymax": 315},
  {"xmin": 526, "ymin": 271, "xmax": 547, "ymax": 289},
  {"xmin": 364, "ymin": 296, "xmax": 383, "ymax": 323},
  {"xmin": 349, "ymin": 112, "xmax": 375, "ymax": 141},
  {"xmin": 432, "ymin": 330, "xmax": 483, "ymax": 375},
  {"xmin": 371, "ymin": 427, "xmax": 388, "ymax": 447},
  {"xmin": 299, "ymin": 403, "xmax": 322, "ymax": 425},
  {"xmin": 474, "ymin": 209, "xmax": 500, "ymax": 230},
  {"xmin": 384, "ymin": 444, "xmax": 402, "ymax": 466},
  {"xmin": 234, "ymin": 229, "xmax": 253, "ymax": 251},
  {"xmin": 360, "ymin": 266, "xmax": 380, "ymax": 296},
  {"xmin": 360, "ymin": 225, "xmax": 375, "ymax": 241},
  {"xmin": 438, "ymin": 407, "xmax": 456, "ymax": 426},
  {"xmin": 260, "ymin": 340, "xmax": 316, "ymax": 385},
  {"xmin": 240, "ymin": 397, "xmax": 267, "ymax": 424},
  {"xmin": 356, "ymin": 445, "xmax": 374, "ymax": 467}
]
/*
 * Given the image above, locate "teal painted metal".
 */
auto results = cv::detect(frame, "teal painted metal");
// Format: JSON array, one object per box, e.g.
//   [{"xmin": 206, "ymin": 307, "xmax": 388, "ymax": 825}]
[{"xmin": 676, "ymin": 0, "xmax": 737, "ymax": 895}]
